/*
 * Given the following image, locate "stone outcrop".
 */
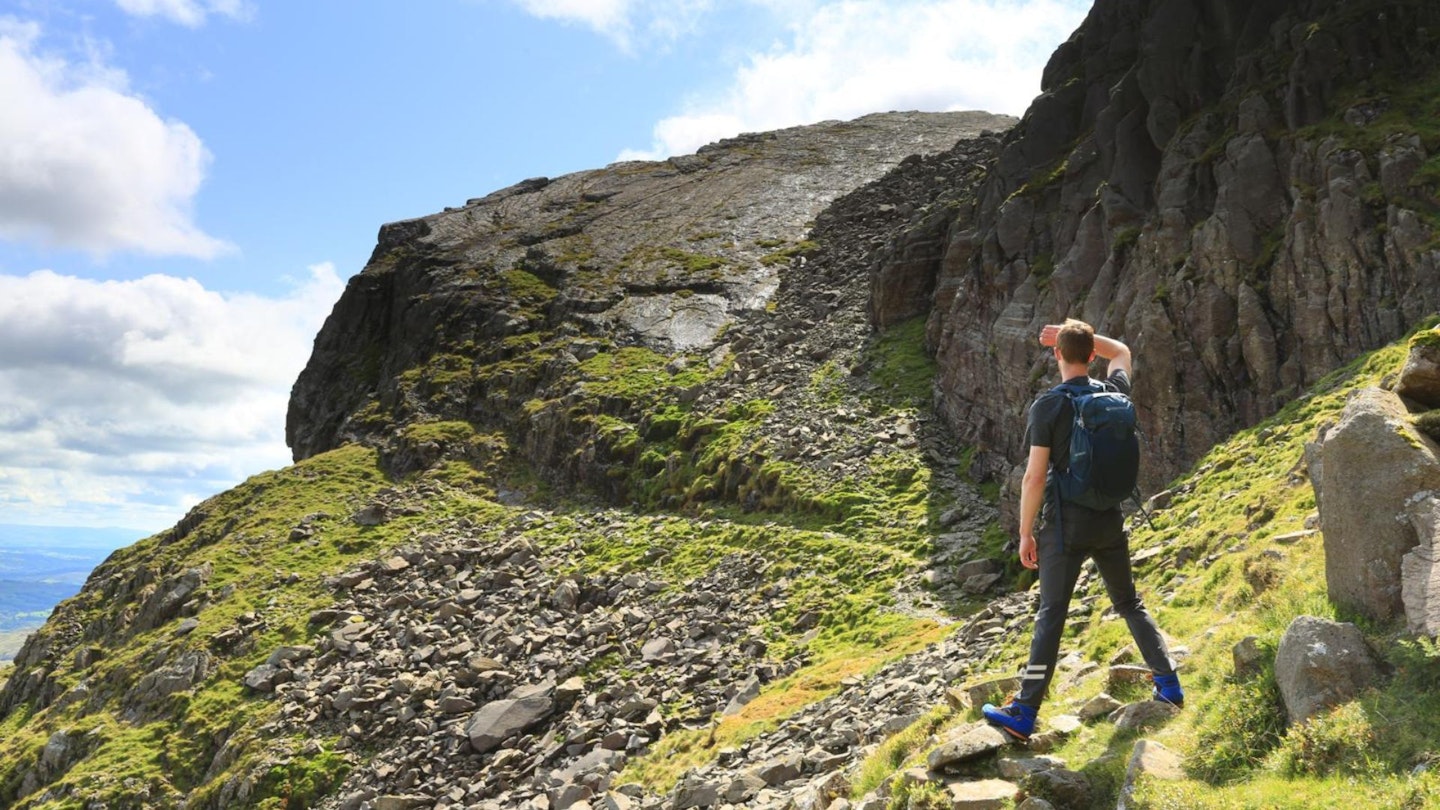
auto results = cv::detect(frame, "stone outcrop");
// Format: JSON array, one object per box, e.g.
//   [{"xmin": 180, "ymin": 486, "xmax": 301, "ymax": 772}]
[
  {"xmin": 1402, "ymin": 494, "xmax": 1440, "ymax": 637},
  {"xmin": 15, "ymin": 729, "xmax": 98, "ymax": 801},
  {"xmin": 1311, "ymin": 387, "xmax": 1440, "ymax": 621},
  {"xmin": 863, "ymin": 0, "xmax": 1440, "ymax": 490},
  {"xmin": 1399, "ymin": 327, "xmax": 1440, "ymax": 408},
  {"xmin": 286, "ymin": 111, "xmax": 1014, "ymax": 467},
  {"xmin": 0, "ymin": 554, "xmax": 216, "ymax": 719},
  {"xmin": 1275, "ymin": 615, "xmax": 1381, "ymax": 724}
]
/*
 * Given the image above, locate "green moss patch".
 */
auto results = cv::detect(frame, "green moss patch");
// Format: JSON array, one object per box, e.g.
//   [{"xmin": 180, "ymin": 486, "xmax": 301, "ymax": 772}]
[
  {"xmin": 577, "ymin": 347, "xmax": 710, "ymax": 400},
  {"xmin": 866, "ymin": 317, "xmax": 938, "ymax": 409},
  {"xmin": 500, "ymin": 268, "xmax": 558, "ymax": 306},
  {"xmin": 759, "ymin": 240, "xmax": 818, "ymax": 266}
]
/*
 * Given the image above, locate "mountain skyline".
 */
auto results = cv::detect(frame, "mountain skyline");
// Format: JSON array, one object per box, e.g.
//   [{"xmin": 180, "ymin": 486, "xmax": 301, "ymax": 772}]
[{"xmin": 0, "ymin": 0, "xmax": 1090, "ymax": 533}]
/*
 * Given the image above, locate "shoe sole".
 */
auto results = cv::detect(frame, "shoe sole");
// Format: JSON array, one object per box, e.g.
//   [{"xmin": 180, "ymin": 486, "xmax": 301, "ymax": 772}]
[{"xmin": 985, "ymin": 719, "xmax": 1031, "ymax": 742}]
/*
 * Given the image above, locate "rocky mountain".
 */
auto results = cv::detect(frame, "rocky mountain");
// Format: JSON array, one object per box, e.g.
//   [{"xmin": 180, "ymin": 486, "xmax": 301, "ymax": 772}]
[
  {"xmin": 3, "ymin": 1, "xmax": 1440, "ymax": 809},
  {"xmin": 285, "ymin": 111, "xmax": 1010, "ymax": 476},
  {"xmin": 891, "ymin": 0, "xmax": 1440, "ymax": 493}
]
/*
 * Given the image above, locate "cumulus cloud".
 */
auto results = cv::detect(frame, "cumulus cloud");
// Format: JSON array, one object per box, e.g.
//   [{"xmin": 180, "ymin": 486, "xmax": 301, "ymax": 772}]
[
  {"xmin": 113, "ymin": 0, "xmax": 253, "ymax": 27},
  {"xmin": 0, "ymin": 21, "xmax": 229, "ymax": 258},
  {"xmin": 618, "ymin": 0, "xmax": 1090, "ymax": 160},
  {"xmin": 0, "ymin": 264, "xmax": 344, "ymax": 530}
]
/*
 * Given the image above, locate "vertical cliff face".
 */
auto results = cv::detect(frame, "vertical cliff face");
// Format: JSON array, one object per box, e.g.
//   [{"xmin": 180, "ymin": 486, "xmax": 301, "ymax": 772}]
[{"xmin": 875, "ymin": 0, "xmax": 1440, "ymax": 489}]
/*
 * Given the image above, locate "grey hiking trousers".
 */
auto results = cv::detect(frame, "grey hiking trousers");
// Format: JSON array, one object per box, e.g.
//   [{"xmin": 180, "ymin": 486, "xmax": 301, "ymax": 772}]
[{"xmin": 1015, "ymin": 501, "xmax": 1176, "ymax": 708}]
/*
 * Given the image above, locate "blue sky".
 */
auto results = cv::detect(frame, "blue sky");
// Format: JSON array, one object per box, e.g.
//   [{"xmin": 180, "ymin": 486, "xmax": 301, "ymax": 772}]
[{"xmin": 0, "ymin": 0, "xmax": 1090, "ymax": 537}]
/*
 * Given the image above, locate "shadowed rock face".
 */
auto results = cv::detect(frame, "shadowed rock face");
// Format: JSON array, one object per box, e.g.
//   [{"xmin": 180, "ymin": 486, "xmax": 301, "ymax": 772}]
[
  {"xmin": 876, "ymin": 0, "xmax": 1440, "ymax": 491},
  {"xmin": 286, "ymin": 111, "xmax": 1016, "ymax": 463}
]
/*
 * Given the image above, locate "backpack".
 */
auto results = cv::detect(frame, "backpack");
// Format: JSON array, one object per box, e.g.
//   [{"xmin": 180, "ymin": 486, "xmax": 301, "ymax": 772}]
[{"xmin": 1051, "ymin": 380, "xmax": 1140, "ymax": 511}]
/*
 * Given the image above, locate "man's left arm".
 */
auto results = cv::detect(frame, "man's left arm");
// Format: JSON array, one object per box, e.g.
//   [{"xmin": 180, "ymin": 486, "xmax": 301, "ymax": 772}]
[{"xmin": 1092, "ymin": 333, "xmax": 1132, "ymax": 379}]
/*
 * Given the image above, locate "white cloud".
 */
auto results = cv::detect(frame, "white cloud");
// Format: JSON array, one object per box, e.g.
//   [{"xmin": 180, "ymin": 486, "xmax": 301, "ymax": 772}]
[
  {"xmin": 508, "ymin": 0, "xmax": 712, "ymax": 51},
  {"xmin": 621, "ymin": 0, "xmax": 1090, "ymax": 160},
  {"xmin": 0, "ymin": 264, "xmax": 344, "ymax": 530},
  {"xmin": 511, "ymin": 0, "xmax": 631, "ymax": 32},
  {"xmin": 0, "ymin": 22, "xmax": 229, "ymax": 258},
  {"xmin": 113, "ymin": 0, "xmax": 253, "ymax": 27}
]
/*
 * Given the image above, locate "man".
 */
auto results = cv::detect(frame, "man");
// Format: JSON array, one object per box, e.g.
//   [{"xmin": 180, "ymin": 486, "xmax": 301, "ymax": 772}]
[{"xmin": 982, "ymin": 319, "xmax": 1183, "ymax": 741}]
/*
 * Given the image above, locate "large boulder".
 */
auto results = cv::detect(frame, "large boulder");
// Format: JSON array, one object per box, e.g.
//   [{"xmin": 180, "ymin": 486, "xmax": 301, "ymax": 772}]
[
  {"xmin": 1312, "ymin": 388, "xmax": 1440, "ymax": 621},
  {"xmin": 1274, "ymin": 616, "xmax": 1381, "ymax": 724},
  {"xmin": 1397, "ymin": 328, "xmax": 1440, "ymax": 408},
  {"xmin": 466, "ymin": 694, "xmax": 554, "ymax": 753},
  {"xmin": 1402, "ymin": 494, "xmax": 1440, "ymax": 637},
  {"xmin": 135, "ymin": 564, "xmax": 211, "ymax": 631}
]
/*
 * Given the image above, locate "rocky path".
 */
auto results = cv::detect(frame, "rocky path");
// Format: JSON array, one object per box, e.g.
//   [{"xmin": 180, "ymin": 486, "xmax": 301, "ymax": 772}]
[{"xmin": 248, "ymin": 505, "xmax": 1042, "ymax": 810}]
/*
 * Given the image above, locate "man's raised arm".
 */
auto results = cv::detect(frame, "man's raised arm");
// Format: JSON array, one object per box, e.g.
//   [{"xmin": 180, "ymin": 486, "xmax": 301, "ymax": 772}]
[
  {"xmin": 1093, "ymin": 334, "xmax": 1132, "ymax": 379},
  {"xmin": 1038, "ymin": 323, "xmax": 1133, "ymax": 379}
]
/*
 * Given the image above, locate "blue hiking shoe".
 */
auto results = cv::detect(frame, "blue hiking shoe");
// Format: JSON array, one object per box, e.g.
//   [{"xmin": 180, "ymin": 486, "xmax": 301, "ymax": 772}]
[
  {"xmin": 1152, "ymin": 672, "xmax": 1184, "ymax": 709},
  {"xmin": 981, "ymin": 699, "xmax": 1038, "ymax": 741}
]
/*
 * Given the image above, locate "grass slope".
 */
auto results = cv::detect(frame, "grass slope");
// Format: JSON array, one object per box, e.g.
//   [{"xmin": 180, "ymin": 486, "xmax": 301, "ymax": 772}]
[
  {"xmin": 0, "ymin": 318, "xmax": 992, "ymax": 809},
  {"xmin": 4, "ymin": 300, "xmax": 1437, "ymax": 808},
  {"xmin": 0, "ymin": 446, "xmax": 405, "ymax": 808}
]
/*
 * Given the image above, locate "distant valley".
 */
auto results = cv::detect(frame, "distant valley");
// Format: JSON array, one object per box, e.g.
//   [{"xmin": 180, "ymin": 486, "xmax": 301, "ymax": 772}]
[{"xmin": 0, "ymin": 526, "xmax": 139, "ymax": 660}]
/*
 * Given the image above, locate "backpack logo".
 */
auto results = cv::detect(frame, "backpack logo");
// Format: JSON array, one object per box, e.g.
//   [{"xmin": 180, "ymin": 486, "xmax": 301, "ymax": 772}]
[{"xmin": 1053, "ymin": 382, "xmax": 1140, "ymax": 510}]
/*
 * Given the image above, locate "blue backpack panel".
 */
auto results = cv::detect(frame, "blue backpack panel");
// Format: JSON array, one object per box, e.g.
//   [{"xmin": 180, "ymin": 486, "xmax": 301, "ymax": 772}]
[{"xmin": 1052, "ymin": 381, "xmax": 1140, "ymax": 511}]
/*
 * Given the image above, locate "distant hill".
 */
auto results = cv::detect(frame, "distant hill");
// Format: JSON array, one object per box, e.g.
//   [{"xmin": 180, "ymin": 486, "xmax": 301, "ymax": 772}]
[
  {"xmin": 0, "ymin": 580, "xmax": 83, "ymax": 629},
  {"xmin": 0, "ymin": 524, "xmax": 143, "ymax": 553}
]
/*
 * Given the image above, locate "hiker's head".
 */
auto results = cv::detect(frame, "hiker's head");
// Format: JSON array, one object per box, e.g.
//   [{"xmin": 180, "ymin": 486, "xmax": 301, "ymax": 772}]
[{"xmin": 1055, "ymin": 319, "xmax": 1095, "ymax": 365}]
